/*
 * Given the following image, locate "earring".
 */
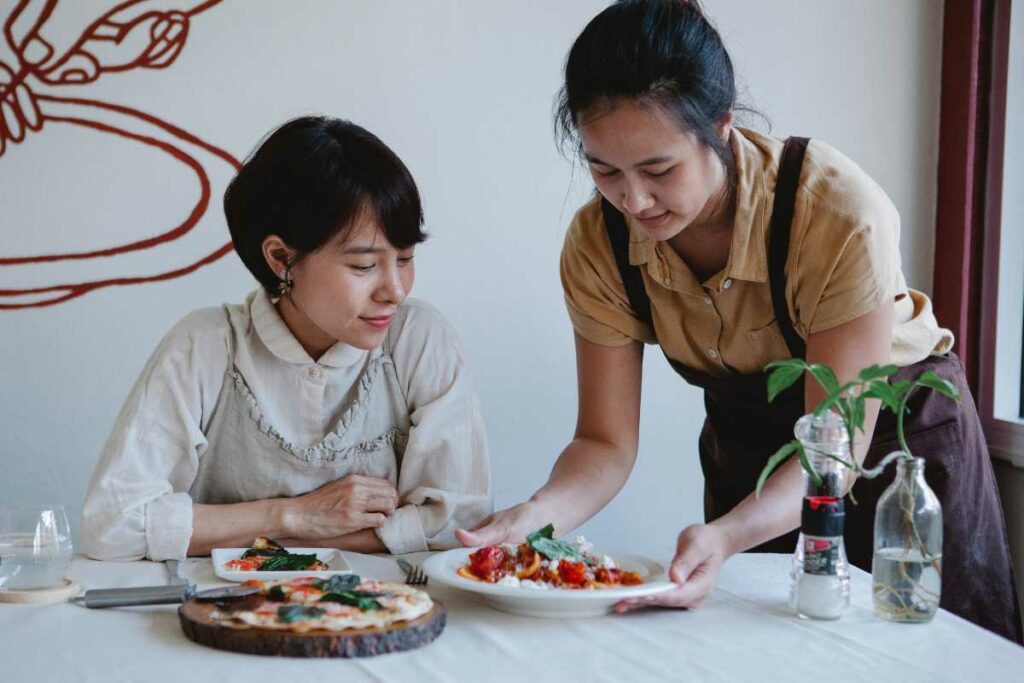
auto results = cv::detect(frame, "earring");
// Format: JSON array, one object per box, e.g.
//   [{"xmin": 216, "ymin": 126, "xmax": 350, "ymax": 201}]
[{"xmin": 278, "ymin": 268, "xmax": 293, "ymax": 297}]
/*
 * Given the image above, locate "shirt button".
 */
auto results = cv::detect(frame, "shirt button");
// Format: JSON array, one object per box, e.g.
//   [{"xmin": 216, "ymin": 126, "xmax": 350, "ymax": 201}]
[
  {"xmin": 308, "ymin": 367, "xmax": 322, "ymax": 380},
  {"xmin": 722, "ymin": 278, "xmax": 733, "ymax": 290},
  {"xmin": 703, "ymin": 297, "xmax": 713, "ymax": 306},
  {"xmin": 707, "ymin": 349, "xmax": 719, "ymax": 360}
]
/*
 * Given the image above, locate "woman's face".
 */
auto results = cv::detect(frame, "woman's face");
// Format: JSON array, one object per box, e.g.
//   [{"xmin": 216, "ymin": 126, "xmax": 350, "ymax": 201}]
[
  {"xmin": 274, "ymin": 211, "xmax": 416, "ymax": 353},
  {"xmin": 579, "ymin": 100, "xmax": 729, "ymax": 242}
]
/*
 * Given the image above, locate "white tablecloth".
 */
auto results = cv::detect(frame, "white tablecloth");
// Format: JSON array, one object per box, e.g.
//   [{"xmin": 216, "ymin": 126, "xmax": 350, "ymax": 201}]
[{"xmin": 2, "ymin": 552, "xmax": 1020, "ymax": 682}]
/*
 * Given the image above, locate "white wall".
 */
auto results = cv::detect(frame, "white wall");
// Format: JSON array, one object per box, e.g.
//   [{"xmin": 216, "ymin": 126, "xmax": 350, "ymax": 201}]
[{"xmin": 0, "ymin": 0, "xmax": 943, "ymax": 561}]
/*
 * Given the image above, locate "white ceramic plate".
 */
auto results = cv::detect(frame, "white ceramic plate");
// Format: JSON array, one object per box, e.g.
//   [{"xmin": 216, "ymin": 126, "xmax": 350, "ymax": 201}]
[
  {"xmin": 211, "ymin": 548, "xmax": 353, "ymax": 582},
  {"xmin": 422, "ymin": 547, "xmax": 676, "ymax": 618}
]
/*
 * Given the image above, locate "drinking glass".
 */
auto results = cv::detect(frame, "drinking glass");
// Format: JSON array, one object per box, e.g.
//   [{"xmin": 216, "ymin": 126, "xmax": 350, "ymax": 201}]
[{"xmin": 0, "ymin": 504, "xmax": 74, "ymax": 590}]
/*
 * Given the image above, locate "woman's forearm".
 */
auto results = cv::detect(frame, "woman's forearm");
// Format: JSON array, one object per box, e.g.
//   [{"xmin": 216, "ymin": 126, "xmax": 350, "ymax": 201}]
[
  {"xmin": 188, "ymin": 499, "xmax": 292, "ymax": 556},
  {"xmin": 529, "ymin": 435, "xmax": 637, "ymax": 534},
  {"xmin": 711, "ymin": 457, "xmax": 804, "ymax": 556}
]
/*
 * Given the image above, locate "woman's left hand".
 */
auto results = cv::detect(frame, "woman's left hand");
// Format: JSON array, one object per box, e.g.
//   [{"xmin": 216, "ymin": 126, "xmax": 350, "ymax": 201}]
[{"xmin": 614, "ymin": 523, "xmax": 731, "ymax": 612}]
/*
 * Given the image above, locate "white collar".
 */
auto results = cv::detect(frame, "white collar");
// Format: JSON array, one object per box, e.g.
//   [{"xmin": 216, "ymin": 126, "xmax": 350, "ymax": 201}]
[{"xmin": 248, "ymin": 289, "xmax": 369, "ymax": 368}]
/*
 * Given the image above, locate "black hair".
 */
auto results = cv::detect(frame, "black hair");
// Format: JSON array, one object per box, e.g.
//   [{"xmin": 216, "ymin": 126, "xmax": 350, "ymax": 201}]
[
  {"xmin": 224, "ymin": 116, "xmax": 427, "ymax": 294},
  {"xmin": 555, "ymin": 0, "xmax": 739, "ymax": 178}
]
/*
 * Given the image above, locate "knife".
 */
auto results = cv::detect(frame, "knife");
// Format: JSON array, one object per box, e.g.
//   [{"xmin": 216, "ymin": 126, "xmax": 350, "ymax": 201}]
[{"xmin": 70, "ymin": 583, "xmax": 259, "ymax": 609}]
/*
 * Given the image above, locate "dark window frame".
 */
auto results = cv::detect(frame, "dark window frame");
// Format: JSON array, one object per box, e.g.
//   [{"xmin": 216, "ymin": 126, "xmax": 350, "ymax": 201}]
[{"xmin": 934, "ymin": 0, "xmax": 1024, "ymax": 465}]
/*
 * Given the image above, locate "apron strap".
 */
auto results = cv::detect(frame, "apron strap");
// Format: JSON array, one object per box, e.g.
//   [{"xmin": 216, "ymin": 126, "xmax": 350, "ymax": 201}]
[
  {"xmin": 768, "ymin": 137, "xmax": 810, "ymax": 358},
  {"xmin": 601, "ymin": 197, "xmax": 654, "ymax": 330},
  {"xmin": 601, "ymin": 135, "xmax": 811, "ymax": 360}
]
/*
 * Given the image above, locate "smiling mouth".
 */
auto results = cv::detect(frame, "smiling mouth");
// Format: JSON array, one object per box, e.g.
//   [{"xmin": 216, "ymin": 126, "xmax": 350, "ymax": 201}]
[
  {"xmin": 635, "ymin": 211, "xmax": 670, "ymax": 227},
  {"xmin": 360, "ymin": 315, "xmax": 394, "ymax": 329}
]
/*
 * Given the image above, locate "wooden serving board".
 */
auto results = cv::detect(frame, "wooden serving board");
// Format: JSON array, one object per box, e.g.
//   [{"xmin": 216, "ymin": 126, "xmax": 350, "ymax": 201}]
[{"xmin": 178, "ymin": 599, "xmax": 445, "ymax": 658}]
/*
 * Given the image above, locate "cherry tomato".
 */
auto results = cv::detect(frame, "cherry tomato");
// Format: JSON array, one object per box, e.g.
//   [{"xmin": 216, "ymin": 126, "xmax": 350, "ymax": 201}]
[
  {"xmin": 558, "ymin": 559, "xmax": 588, "ymax": 585},
  {"xmin": 469, "ymin": 546, "xmax": 505, "ymax": 575}
]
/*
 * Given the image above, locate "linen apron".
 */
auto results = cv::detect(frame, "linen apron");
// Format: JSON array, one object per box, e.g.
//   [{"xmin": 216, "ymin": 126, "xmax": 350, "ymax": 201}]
[
  {"xmin": 188, "ymin": 323, "xmax": 410, "ymax": 509},
  {"xmin": 601, "ymin": 137, "xmax": 1022, "ymax": 642}
]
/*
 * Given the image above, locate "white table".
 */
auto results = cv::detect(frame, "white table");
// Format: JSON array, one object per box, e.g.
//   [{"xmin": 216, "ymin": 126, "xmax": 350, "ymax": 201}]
[{"xmin": 2, "ymin": 553, "xmax": 1020, "ymax": 682}]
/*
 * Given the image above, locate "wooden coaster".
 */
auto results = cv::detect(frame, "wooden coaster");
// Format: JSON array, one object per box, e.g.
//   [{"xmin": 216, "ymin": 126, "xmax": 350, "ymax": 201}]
[
  {"xmin": 179, "ymin": 599, "xmax": 446, "ymax": 657},
  {"xmin": 0, "ymin": 578, "xmax": 81, "ymax": 604}
]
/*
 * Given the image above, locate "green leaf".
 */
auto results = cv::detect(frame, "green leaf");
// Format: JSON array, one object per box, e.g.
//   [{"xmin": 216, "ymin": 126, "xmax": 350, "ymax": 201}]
[
  {"xmin": 531, "ymin": 538, "xmax": 583, "ymax": 562},
  {"xmin": 267, "ymin": 585, "xmax": 287, "ymax": 602},
  {"xmin": 807, "ymin": 364, "xmax": 841, "ymax": 395},
  {"xmin": 755, "ymin": 441, "xmax": 799, "ymax": 498},
  {"xmin": 914, "ymin": 371, "xmax": 961, "ymax": 402},
  {"xmin": 526, "ymin": 524, "xmax": 555, "ymax": 545},
  {"xmin": 858, "ymin": 364, "xmax": 899, "ymax": 382},
  {"xmin": 890, "ymin": 380, "xmax": 914, "ymax": 397},
  {"xmin": 862, "ymin": 381, "xmax": 901, "ymax": 412},
  {"xmin": 319, "ymin": 590, "xmax": 384, "ymax": 611},
  {"xmin": 796, "ymin": 445, "xmax": 824, "ymax": 488},
  {"xmin": 524, "ymin": 524, "xmax": 582, "ymax": 561},
  {"xmin": 849, "ymin": 398, "xmax": 865, "ymax": 435},
  {"xmin": 241, "ymin": 547, "xmax": 288, "ymax": 559},
  {"xmin": 812, "ymin": 392, "xmax": 843, "ymax": 417},
  {"xmin": 258, "ymin": 553, "xmax": 320, "ymax": 571},
  {"xmin": 314, "ymin": 574, "xmax": 361, "ymax": 593},
  {"xmin": 277, "ymin": 605, "xmax": 325, "ymax": 623},
  {"xmin": 766, "ymin": 362, "xmax": 806, "ymax": 402}
]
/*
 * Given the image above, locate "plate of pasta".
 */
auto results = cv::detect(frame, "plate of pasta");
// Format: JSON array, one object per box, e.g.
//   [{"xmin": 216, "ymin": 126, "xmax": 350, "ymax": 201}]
[{"xmin": 422, "ymin": 525, "xmax": 675, "ymax": 617}]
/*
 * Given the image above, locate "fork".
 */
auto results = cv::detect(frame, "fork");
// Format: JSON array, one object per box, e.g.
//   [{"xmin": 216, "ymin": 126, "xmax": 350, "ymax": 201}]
[{"xmin": 396, "ymin": 558, "xmax": 428, "ymax": 586}]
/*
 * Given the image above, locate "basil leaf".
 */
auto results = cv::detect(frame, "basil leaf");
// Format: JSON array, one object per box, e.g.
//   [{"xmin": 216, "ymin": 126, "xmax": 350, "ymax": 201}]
[
  {"xmin": 319, "ymin": 590, "xmax": 384, "ymax": 611},
  {"xmin": 241, "ymin": 547, "xmax": 287, "ymax": 559},
  {"xmin": 258, "ymin": 553, "xmax": 320, "ymax": 571},
  {"xmin": 266, "ymin": 584, "xmax": 287, "ymax": 602},
  {"xmin": 314, "ymin": 574, "xmax": 361, "ymax": 592},
  {"xmin": 277, "ymin": 605, "xmax": 324, "ymax": 623},
  {"xmin": 526, "ymin": 524, "xmax": 555, "ymax": 545},
  {"xmin": 531, "ymin": 538, "xmax": 582, "ymax": 562}
]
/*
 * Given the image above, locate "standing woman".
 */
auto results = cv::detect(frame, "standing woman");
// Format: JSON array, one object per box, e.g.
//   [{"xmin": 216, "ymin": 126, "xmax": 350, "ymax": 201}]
[{"xmin": 458, "ymin": 0, "xmax": 1020, "ymax": 641}]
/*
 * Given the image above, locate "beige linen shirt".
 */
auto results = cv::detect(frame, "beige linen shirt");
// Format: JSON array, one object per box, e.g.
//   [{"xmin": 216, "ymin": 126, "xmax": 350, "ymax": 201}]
[
  {"xmin": 81, "ymin": 290, "xmax": 491, "ymax": 560},
  {"xmin": 561, "ymin": 127, "xmax": 953, "ymax": 375}
]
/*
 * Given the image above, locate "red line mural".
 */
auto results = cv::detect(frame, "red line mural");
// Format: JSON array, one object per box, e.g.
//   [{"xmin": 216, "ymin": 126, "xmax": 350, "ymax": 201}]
[{"xmin": 0, "ymin": 0, "xmax": 238, "ymax": 309}]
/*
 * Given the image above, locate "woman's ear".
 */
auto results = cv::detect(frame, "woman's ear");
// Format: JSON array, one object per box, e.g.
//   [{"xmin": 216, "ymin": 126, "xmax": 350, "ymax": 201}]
[
  {"xmin": 717, "ymin": 112, "xmax": 734, "ymax": 143},
  {"xmin": 261, "ymin": 235, "xmax": 294, "ymax": 279}
]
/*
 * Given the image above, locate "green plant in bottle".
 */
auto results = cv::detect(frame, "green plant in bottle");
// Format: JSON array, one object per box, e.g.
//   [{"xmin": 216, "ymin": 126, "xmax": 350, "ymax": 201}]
[{"xmin": 755, "ymin": 359, "xmax": 960, "ymax": 623}]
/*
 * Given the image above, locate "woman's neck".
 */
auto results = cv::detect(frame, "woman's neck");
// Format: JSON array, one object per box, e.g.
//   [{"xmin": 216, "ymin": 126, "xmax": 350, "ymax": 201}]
[
  {"xmin": 275, "ymin": 295, "xmax": 335, "ymax": 362},
  {"xmin": 667, "ymin": 171, "xmax": 736, "ymax": 281}
]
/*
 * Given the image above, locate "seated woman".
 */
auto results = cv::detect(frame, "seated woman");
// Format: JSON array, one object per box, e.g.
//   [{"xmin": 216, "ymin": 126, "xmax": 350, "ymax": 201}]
[{"xmin": 81, "ymin": 116, "xmax": 491, "ymax": 560}]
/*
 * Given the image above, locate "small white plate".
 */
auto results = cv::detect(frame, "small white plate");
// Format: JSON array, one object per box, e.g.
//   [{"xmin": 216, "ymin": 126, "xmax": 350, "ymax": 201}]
[
  {"xmin": 211, "ymin": 548, "xmax": 353, "ymax": 582},
  {"xmin": 422, "ymin": 547, "xmax": 676, "ymax": 618}
]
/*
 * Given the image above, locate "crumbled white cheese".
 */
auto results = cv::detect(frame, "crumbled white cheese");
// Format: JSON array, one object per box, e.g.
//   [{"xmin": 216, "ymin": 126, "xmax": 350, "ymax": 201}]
[
  {"xmin": 520, "ymin": 580, "xmax": 551, "ymax": 590},
  {"xmin": 496, "ymin": 575, "xmax": 521, "ymax": 588},
  {"xmin": 502, "ymin": 543, "xmax": 518, "ymax": 558},
  {"xmin": 544, "ymin": 559, "xmax": 560, "ymax": 570},
  {"xmin": 601, "ymin": 555, "xmax": 617, "ymax": 569},
  {"xmin": 573, "ymin": 535, "xmax": 594, "ymax": 554}
]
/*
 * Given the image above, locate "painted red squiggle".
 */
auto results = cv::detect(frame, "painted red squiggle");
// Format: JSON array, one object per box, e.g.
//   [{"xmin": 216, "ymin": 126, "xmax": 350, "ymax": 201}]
[
  {"xmin": 0, "ymin": 1, "xmax": 236, "ymax": 309},
  {"xmin": 0, "ymin": 111, "xmax": 212, "ymax": 265}
]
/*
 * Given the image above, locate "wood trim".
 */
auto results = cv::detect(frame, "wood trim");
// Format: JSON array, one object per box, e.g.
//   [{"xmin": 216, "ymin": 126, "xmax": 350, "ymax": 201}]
[
  {"xmin": 933, "ymin": 0, "xmax": 989, "ymax": 391},
  {"xmin": 978, "ymin": 0, "xmax": 1024, "ymax": 464}
]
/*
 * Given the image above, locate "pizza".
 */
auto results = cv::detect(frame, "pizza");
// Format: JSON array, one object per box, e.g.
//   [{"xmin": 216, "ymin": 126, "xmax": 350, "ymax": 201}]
[
  {"xmin": 457, "ymin": 524, "xmax": 644, "ymax": 589},
  {"xmin": 224, "ymin": 537, "xmax": 329, "ymax": 572},
  {"xmin": 209, "ymin": 575, "xmax": 432, "ymax": 633}
]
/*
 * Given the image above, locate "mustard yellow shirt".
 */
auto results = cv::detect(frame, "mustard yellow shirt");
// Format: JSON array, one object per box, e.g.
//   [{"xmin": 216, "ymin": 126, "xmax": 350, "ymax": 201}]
[{"xmin": 560, "ymin": 127, "xmax": 953, "ymax": 376}]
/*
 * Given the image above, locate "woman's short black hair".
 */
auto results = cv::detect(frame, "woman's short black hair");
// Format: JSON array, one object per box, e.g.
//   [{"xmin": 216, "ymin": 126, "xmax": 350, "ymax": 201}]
[
  {"xmin": 555, "ymin": 0, "xmax": 738, "ymax": 177},
  {"xmin": 224, "ymin": 116, "xmax": 427, "ymax": 294}
]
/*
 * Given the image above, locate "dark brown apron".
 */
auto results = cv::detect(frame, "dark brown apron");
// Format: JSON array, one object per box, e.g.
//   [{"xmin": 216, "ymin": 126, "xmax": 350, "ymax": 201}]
[{"xmin": 601, "ymin": 137, "xmax": 1022, "ymax": 643}]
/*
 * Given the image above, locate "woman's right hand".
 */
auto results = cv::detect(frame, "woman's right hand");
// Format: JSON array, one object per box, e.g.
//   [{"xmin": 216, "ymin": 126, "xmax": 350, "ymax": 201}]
[
  {"xmin": 455, "ymin": 500, "xmax": 548, "ymax": 547},
  {"xmin": 287, "ymin": 474, "xmax": 398, "ymax": 539}
]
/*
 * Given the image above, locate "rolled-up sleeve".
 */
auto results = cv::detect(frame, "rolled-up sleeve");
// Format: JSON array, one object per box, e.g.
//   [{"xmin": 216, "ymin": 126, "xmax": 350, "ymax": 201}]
[
  {"xmin": 80, "ymin": 312, "xmax": 225, "ymax": 561},
  {"xmin": 377, "ymin": 302, "xmax": 491, "ymax": 554}
]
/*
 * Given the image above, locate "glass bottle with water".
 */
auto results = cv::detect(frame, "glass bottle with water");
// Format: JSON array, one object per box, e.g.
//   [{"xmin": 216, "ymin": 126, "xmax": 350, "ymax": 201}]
[
  {"xmin": 872, "ymin": 455, "xmax": 942, "ymax": 623},
  {"xmin": 789, "ymin": 412, "xmax": 851, "ymax": 613},
  {"xmin": 0, "ymin": 504, "xmax": 74, "ymax": 590}
]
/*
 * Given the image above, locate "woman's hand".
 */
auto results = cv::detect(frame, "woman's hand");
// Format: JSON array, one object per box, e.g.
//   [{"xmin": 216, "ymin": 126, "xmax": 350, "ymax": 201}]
[
  {"xmin": 615, "ymin": 524, "xmax": 732, "ymax": 612},
  {"xmin": 286, "ymin": 474, "xmax": 398, "ymax": 539},
  {"xmin": 454, "ymin": 501, "xmax": 547, "ymax": 547}
]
